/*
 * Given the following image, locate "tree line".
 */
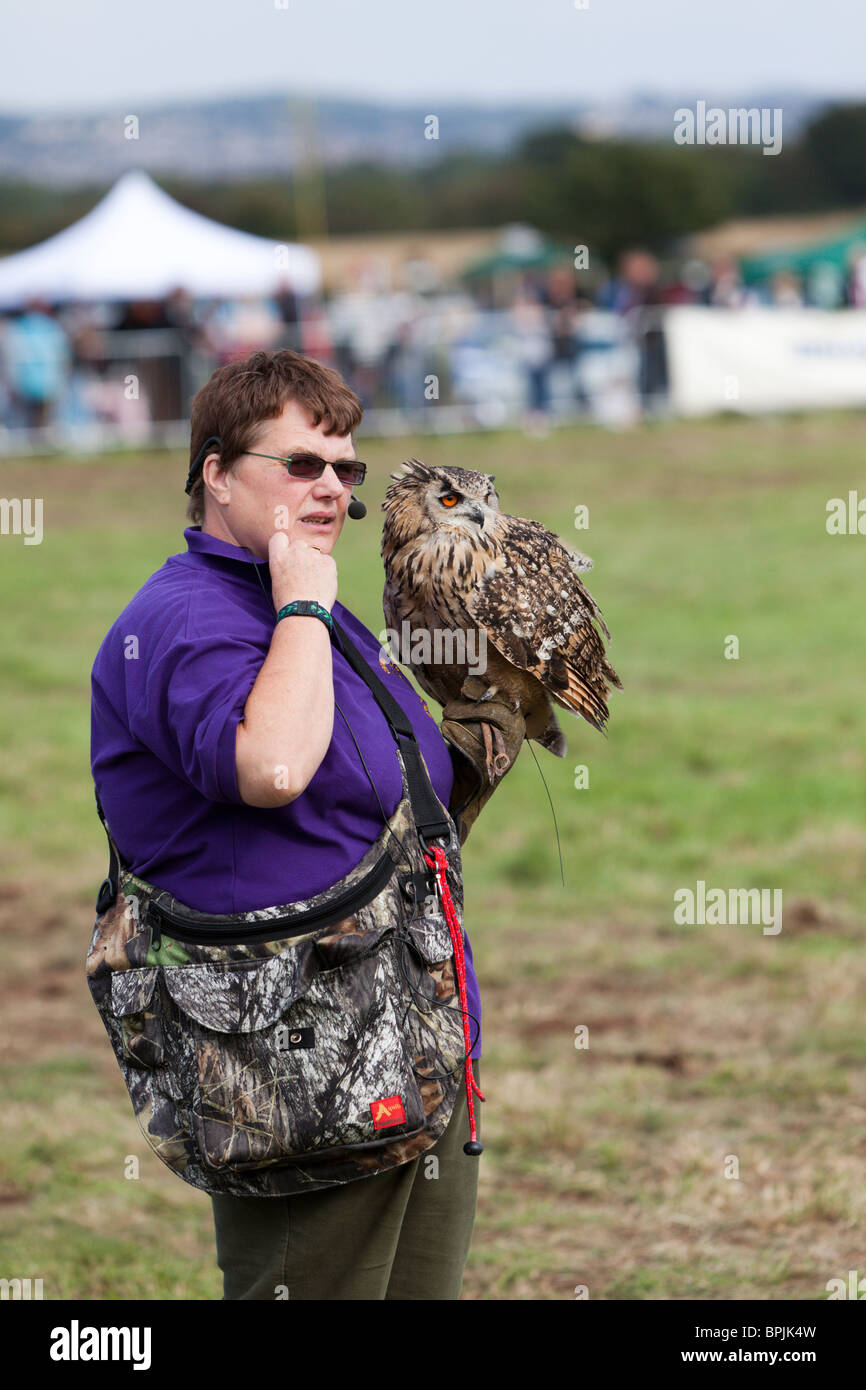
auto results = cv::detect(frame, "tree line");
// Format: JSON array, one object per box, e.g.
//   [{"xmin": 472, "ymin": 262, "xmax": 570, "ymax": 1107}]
[{"xmin": 1, "ymin": 102, "xmax": 864, "ymax": 264}]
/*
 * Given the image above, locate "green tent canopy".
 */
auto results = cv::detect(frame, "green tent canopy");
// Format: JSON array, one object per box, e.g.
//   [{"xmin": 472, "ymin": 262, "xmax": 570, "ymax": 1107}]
[
  {"xmin": 460, "ymin": 225, "xmax": 574, "ymax": 281},
  {"xmin": 740, "ymin": 220, "xmax": 866, "ymax": 285},
  {"xmin": 461, "ymin": 242, "xmax": 572, "ymax": 279}
]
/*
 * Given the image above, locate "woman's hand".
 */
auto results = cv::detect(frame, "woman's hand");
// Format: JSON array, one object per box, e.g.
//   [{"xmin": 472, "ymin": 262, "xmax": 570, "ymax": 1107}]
[{"xmin": 269, "ymin": 531, "xmax": 338, "ymax": 611}]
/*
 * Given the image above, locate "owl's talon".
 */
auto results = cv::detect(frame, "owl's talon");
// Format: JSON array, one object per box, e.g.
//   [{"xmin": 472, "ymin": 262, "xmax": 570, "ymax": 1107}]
[{"xmin": 460, "ymin": 674, "xmax": 489, "ymax": 702}]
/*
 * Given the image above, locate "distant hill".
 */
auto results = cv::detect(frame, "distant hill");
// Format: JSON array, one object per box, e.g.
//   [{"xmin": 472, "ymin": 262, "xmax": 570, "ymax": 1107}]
[{"xmin": 0, "ymin": 89, "xmax": 833, "ymax": 186}]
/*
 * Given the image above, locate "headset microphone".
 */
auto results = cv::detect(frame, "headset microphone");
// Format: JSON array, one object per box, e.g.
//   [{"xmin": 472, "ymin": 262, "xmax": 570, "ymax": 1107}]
[{"xmin": 347, "ymin": 495, "xmax": 367, "ymax": 519}]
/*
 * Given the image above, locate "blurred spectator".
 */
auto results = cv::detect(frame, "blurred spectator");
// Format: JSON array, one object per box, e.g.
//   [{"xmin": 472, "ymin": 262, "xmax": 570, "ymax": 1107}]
[
  {"xmin": 297, "ymin": 303, "xmax": 335, "ymax": 365},
  {"xmin": 598, "ymin": 251, "xmax": 668, "ymax": 412},
  {"xmin": 273, "ymin": 277, "xmax": 301, "ymax": 330},
  {"xmin": 545, "ymin": 268, "xmax": 578, "ymax": 358},
  {"xmin": 205, "ymin": 296, "xmax": 284, "ymax": 363},
  {"xmin": 679, "ymin": 259, "xmax": 713, "ymax": 303},
  {"xmin": 273, "ymin": 277, "xmax": 306, "ymax": 353},
  {"xmin": 843, "ymin": 248, "xmax": 866, "ymax": 308},
  {"xmin": 383, "ymin": 319, "xmax": 428, "ymax": 411},
  {"xmin": 769, "ymin": 271, "xmax": 804, "ymax": 307},
  {"xmin": 596, "ymin": 249, "xmax": 659, "ymax": 315},
  {"xmin": 509, "ymin": 279, "xmax": 554, "ymax": 427},
  {"xmin": 705, "ymin": 258, "xmax": 749, "ymax": 308},
  {"xmin": 52, "ymin": 303, "xmax": 109, "ymax": 425},
  {"xmin": 0, "ymin": 298, "xmax": 71, "ymax": 428},
  {"xmin": 806, "ymin": 261, "xmax": 845, "ymax": 309},
  {"xmin": 660, "ymin": 258, "xmax": 707, "ymax": 305},
  {"xmin": 164, "ymin": 287, "xmax": 208, "ymax": 351},
  {"xmin": 113, "ymin": 295, "xmax": 185, "ymax": 420},
  {"xmin": 543, "ymin": 267, "xmax": 590, "ymax": 413},
  {"xmin": 400, "ymin": 249, "xmax": 441, "ymax": 295},
  {"xmin": 115, "ymin": 298, "xmax": 172, "ymax": 331}
]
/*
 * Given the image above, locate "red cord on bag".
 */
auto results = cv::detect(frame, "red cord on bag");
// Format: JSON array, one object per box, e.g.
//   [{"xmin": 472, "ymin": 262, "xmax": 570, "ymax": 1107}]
[{"xmin": 423, "ymin": 844, "xmax": 485, "ymax": 1154}]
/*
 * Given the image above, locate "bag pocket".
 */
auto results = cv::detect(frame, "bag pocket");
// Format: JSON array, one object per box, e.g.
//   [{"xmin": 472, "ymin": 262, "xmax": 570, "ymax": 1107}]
[
  {"xmin": 152, "ymin": 936, "xmax": 427, "ymax": 1173},
  {"xmin": 111, "ymin": 967, "xmax": 165, "ymax": 1071},
  {"xmin": 405, "ymin": 909, "xmax": 455, "ymax": 969}
]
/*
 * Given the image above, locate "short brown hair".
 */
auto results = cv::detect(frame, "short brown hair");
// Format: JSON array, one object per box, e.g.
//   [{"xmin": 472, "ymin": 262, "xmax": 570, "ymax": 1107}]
[{"xmin": 186, "ymin": 349, "xmax": 364, "ymax": 525}]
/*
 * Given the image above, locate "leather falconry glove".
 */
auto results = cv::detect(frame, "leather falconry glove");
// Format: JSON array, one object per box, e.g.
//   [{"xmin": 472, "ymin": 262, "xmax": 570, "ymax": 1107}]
[{"xmin": 440, "ymin": 675, "xmax": 526, "ymax": 845}]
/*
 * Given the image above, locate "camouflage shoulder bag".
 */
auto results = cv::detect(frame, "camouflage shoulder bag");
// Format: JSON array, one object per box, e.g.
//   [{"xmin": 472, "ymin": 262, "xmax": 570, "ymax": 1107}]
[{"xmin": 86, "ymin": 618, "xmax": 481, "ymax": 1197}]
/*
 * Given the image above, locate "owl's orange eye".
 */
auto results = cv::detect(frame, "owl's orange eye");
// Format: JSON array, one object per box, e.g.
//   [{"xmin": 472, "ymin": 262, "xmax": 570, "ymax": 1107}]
[{"xmin": 440, "ymin": 492, "xmax": 460, "ymax": 507}]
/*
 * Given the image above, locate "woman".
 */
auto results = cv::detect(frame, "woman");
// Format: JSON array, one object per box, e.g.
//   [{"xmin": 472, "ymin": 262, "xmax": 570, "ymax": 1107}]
[{"xmin": 89, "ymin": 348, "xmax": 523, "ymax": 1300}]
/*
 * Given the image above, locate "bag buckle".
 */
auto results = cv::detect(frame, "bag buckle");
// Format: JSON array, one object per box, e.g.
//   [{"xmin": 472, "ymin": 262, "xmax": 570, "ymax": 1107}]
[
  {"xmin": 417, "ymin": 826, "xmax": 452, "ymax": 857},
  {"xmin": 401, "ymin": 869, "xmax": 435, "ymax": 906}
]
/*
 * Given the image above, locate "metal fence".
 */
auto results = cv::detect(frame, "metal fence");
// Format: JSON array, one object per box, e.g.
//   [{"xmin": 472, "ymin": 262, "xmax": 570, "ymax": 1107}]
[{"xmin": 0, "ymin": 304, "xmax": 666, "ymax": 455}]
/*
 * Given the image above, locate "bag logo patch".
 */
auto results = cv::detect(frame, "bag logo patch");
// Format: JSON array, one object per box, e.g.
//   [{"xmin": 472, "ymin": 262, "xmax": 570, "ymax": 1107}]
[{"xmin": 370, "ymin": 1095, "xmax": 406, "ymax": 1129}]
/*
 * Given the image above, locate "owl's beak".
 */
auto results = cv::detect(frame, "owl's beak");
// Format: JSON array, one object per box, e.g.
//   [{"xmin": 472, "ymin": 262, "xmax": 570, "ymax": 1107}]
[{"xmin": 465, "ymin": 503, "xmax": 484, "ymax": 526}]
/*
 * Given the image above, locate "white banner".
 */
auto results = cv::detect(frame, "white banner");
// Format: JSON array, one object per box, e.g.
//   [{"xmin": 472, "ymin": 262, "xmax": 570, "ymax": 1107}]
[{"xmin": 664, "ymin": 307, "xmax": 866, "ymax": 416}]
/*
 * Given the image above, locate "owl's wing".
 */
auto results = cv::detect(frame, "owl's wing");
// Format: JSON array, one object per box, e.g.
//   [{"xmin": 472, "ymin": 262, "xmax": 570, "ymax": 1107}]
[
  {"xmin": 381, "ymin": 574, "xmax": 454, "ymax": 708},
  {"xmin": 466, "ymin": 514, "xmax": 622, "ymax": 733},
  {"xmin": 382, "ymin": 574, "xmax": 401, "ymax": 637}
]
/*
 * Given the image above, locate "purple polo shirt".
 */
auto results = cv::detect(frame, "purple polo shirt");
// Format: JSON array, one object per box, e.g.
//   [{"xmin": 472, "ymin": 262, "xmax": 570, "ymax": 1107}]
[{"xmin": 90, "ymin": 525, "xmax": 481, "ymax": 1059}]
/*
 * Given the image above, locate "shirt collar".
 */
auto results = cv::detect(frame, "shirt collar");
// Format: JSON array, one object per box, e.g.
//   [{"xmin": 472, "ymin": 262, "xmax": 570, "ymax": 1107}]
[
  {"xmin": 184, "ymin": 526, "xmax": 269, "ymax": 567},
  {"xmin": 181, "ymin": 527, "xmax": 346, "ymax": 639}
]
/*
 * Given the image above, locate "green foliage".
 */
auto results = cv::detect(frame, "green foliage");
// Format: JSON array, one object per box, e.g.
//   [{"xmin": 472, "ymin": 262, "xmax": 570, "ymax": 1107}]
[
  {"xmin": 515, "ymin": 133, "xmax": 733, "ymax": 256},
  {"xmin": 3, "ymin": 100, "xmax": 866, "ymax": 264},
  {"xmin": 802, "ymin": 102, "xmax": 866, "ymax": 207}
]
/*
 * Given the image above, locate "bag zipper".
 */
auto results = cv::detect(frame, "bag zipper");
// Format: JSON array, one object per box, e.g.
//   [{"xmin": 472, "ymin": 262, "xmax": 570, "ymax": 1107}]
[{"xmin": 145, "ymin": 848, "xmax": 399, "ymax": 950}]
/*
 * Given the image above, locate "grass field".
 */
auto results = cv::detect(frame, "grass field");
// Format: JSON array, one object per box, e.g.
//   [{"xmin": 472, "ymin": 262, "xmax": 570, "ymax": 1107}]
[{"xmin": 1, "ymin": 410, "xmax": 864, "ymax": 1300}]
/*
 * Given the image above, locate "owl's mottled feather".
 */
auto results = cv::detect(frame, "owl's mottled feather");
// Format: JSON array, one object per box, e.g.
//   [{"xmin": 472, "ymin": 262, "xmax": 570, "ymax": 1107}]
[
  {"xmin": 381, "ymin": 458, "xmax": 621, "ymax": 762},
  {"xmin": 464, "ymin": 513, "xmax": 620, "ymax": 733}
]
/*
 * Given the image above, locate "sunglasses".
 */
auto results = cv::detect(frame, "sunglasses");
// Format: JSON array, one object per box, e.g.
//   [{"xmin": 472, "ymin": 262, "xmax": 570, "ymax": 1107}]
[{"xmin": 245, "ymin": 451, "xmax": 366, "ymax": 485}]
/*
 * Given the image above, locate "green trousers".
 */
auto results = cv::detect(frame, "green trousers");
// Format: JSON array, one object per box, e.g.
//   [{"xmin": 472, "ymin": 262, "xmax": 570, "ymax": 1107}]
[{"xmin": 211, "ymin": 1063, "xmax": 482, "ymax": 1300}]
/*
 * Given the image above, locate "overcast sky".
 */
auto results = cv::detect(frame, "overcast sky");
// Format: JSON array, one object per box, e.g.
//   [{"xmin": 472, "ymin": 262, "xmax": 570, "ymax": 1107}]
[{"xmin": 2, "ymin": 0, "xmax": 864, "ymax": 113}]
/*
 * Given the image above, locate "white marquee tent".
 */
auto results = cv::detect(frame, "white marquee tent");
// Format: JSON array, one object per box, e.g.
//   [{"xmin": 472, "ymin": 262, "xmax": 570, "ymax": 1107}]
[{"xmin": 0, "ymin": 169, "xmax": 321, "ymax": 308}]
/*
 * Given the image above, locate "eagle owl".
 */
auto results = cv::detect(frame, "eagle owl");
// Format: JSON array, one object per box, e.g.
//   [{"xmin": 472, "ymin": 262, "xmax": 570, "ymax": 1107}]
[{"xmin": 381, "ymin": 459, "xmax": 622, "ymax": 776}]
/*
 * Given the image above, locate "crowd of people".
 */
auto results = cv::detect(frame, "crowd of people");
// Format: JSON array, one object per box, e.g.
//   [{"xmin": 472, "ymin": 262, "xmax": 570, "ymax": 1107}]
[
  {"xmin": 2, "ymin": 243, "xmax": 865, "ymax": 440},
  {"xmin": 0, "ymin": 284, "xmax": 304, "ymax": 435}
]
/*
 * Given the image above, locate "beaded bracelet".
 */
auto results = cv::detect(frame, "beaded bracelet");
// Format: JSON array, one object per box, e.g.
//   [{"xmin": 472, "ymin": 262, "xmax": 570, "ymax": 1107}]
[{"xmin": 275, "ymin": 600, "xmax": 333, "ymax": 632}]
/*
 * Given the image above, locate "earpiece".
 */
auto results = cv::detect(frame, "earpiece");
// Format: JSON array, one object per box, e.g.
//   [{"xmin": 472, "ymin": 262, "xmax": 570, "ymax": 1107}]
[
  {"xmin": 347, "ymin": 495, "xmax": 367, "ymax": 519},
  {"xmin": 185, "ymin": 435, "xmax": 222, "ymax": 494}
]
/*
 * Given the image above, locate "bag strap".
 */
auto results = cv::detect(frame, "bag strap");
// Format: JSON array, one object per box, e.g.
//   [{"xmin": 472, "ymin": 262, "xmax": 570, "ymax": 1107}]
[
  {"xmin": 94, "ymin": 789, "xmax": 123, "ymax": 915},
  {"xmin": 94, "ymin": 615, "xmax": 452, "ymax": 913},
  {"xmin": 330, "ymin": 616, "xmax": 452, "ymax": 846}
]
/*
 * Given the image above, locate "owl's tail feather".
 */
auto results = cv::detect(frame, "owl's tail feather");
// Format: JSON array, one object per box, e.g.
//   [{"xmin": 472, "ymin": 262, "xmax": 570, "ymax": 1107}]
[{"xmin": 551, "ymin": 667, "xmax": 613, "ymax": 736}]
